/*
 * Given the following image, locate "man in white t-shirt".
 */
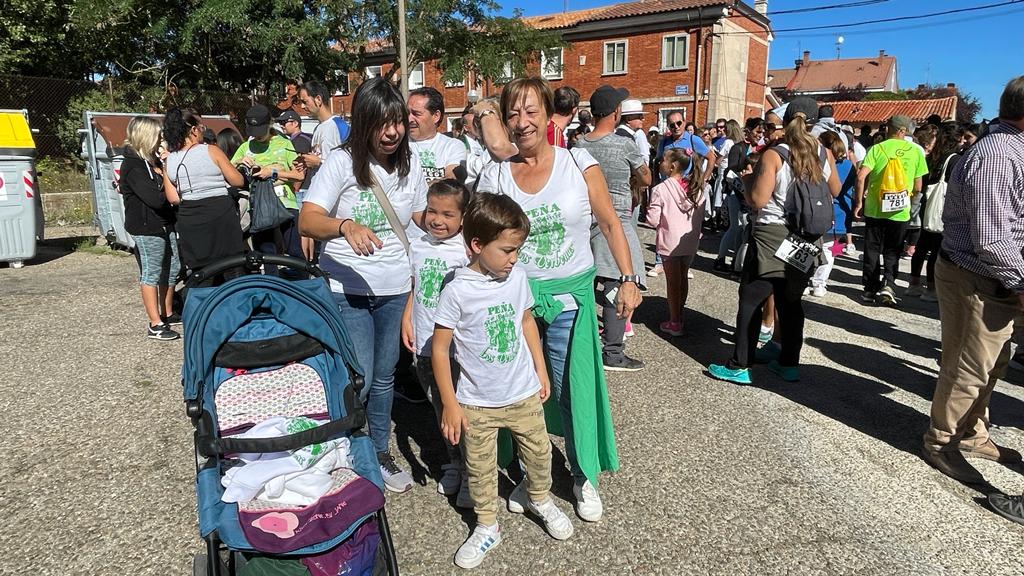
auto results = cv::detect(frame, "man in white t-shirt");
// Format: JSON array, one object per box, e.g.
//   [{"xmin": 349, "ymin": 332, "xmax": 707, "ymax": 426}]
[
  {"xmin": 408, "ymin": 87, "xmax": 467, "ymax": 183},
  {"xmin": 615, "ymin": 98, "xmax": 651, "ymax": 159},
  {"xmin": 298, "ymin": 80, "xmax": 350, "ymax": 175}
]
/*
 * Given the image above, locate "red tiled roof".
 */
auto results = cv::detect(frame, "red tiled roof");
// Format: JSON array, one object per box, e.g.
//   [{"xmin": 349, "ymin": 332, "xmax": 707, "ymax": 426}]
[
  {"xmin": 769, "ymin": 55, "xmax": 896, "ymax": 92},
  {"xmin": 524, "ymin": 0, "xmax": 727, "ymax": 30},
  {"xmin": 830, "ymin": 96, "xmax": 957, "ymax": 124}
]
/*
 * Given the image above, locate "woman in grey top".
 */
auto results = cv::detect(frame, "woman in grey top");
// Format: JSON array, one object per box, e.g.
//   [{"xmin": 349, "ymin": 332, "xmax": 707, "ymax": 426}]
[
  {"xmin": 572, "ymin": 85, "xmax": 651, "ymax": 372},
  {"xmin": 161, "ymin": 108, "xmax": 246, "ymax": 276}
]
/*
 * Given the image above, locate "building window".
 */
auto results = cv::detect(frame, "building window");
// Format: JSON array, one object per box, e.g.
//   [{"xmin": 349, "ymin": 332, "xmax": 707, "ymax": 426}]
[
  {"xmin": 603, "ymin": 41, "xmax": 627, "ymax": 75},
  {"xmin": 662, "ymin": 34, "xmax": 689, "ymax": 70},
  {"xmin": 365, "ymin": 65, "xmax": 382, "ymax": 79},
  {"xmin": 408, "ymin": 62, "xmax": 425, "ymax": 90},
  {"xmin": 541, "ymin": 48, "xmax": 563, "ymax": 80}
]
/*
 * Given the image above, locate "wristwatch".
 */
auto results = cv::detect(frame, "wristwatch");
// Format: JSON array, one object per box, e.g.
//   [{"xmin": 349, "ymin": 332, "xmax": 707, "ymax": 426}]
[
  {"xmin": 618, "ymin": 274, "xmax": 641, "ymax": 285},
  {"xmin": 270, "ymin": 168, "xmax": 278, "ymax": 181}
]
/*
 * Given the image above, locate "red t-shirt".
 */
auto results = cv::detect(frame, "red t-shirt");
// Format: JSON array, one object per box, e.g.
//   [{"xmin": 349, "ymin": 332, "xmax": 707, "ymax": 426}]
[{"xmin": 547, "ymin": 120, "xmax": 566, "ymax": 148}]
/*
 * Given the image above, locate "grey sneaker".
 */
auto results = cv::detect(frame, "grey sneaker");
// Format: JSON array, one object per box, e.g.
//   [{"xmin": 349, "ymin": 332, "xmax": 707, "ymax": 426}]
[
  {"xmin": 989, "ymin": 493, "xmax": 1024, "ymax": 526},
  {"xmin": 378, "ymin": 451, "xmax": 413, "ymax": 493},
  {"xmin": 878, "ymin": 285, "xmax": 898, "ymax": 306},
  {"xmin": 602, "ymin": 354, "xmax": 644, "ymax": 372}
]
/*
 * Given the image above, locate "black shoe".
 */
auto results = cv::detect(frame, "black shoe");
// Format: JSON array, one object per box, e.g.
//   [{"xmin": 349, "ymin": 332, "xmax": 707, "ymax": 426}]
[
  {"xmin": 603, "ymin": 354, "xmax": 644, "ymax": 372},
  {"xmin": 860, "ymin": 291, "xmax": 877, "ymax": 303},
  {"xmin": 161, "ymin": 313, "xmax": 183, "ymax": 327},
  {"xmin": 712, "ymin": 258, "xmax": 730, "ymax": 273},
  {"xmin": 393, "ymin": 380, "xmax": 428, "ymax": 404},
  {"xmin": 989, "ymin": 493, "xmax": 1024, "ymax": 526},
  {"xmin": 147, "ymin": 323, "xmax": 180, "ymax": 341}
]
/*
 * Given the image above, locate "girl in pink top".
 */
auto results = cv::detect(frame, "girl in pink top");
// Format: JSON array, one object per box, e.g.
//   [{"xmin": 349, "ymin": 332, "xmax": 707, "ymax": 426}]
[{"xmin": 647, "ymin": 149, "xmax": 705, "ymax": 336}]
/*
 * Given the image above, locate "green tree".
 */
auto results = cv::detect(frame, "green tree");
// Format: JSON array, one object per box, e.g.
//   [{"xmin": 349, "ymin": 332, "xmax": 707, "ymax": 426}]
[
  {"xmin": 338, "ymin": 0, "xmax": 563, "ymax": 85},
  {"xmin": 904, "ymin": 83, "xmax": 982, "ymax": 124}
]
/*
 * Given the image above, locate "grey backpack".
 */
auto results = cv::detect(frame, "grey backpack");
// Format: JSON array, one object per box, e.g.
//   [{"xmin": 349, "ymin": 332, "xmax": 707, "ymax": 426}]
[{"xmin": 773, "ymin": 145, "xmax": 832, "ymax": 239}]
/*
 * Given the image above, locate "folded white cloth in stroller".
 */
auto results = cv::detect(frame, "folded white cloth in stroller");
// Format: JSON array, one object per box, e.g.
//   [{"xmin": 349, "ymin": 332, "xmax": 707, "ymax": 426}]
[{"xmin": 221, "ymin": 416, "xmax": 352, "ymax": 505}]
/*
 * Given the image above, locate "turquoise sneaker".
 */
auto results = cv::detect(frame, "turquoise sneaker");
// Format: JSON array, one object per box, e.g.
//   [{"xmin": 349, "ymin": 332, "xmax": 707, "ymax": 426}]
[
  {"xmin": 708, "ymin": 363, "xmax": 752, "ymax": 384},
  {"xmin": 768, "ymin": 360, "xmax": 800, "ymax": 382},
  {"xmin": 755, "ymin": 341, "xmax": 781, "ymax": 364},
  {"xmin": 758, "ymin": 328, "xmax": 773, "ymax": 344}
]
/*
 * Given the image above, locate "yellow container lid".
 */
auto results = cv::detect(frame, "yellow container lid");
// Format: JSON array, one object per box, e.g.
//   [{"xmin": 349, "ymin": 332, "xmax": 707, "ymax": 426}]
[{"xmin": 0, "ymin": 110, "xmax": 36, "ymax": 150}]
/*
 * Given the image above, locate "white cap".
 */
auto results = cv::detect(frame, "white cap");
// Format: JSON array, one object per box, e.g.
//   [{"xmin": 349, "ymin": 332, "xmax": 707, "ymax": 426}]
[
  {"xmin": 621, "ymin": 99, "xmax": 645, "ymax": 116},
  {"xmin": 648, "ymin": 125, "xmax": 661, "ymax": 134}
]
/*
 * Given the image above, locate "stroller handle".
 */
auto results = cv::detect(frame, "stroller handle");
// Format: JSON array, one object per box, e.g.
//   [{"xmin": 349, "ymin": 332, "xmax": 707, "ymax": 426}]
[{"xmin": 187, "ymin": 253, "xmax": 325, "ymax": 288}]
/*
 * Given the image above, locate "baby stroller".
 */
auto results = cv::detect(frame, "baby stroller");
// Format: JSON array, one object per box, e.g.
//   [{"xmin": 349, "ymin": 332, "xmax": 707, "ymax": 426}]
[{"xmin": 182, "ymin": 253, "xmax": 399, "ymax": 575}]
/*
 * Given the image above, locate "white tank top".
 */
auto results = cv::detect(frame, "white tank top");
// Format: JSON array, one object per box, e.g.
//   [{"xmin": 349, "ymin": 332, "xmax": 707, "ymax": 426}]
[{"xmin": 757, "ymin": 143, "xmax": 832, "ymax": 226}]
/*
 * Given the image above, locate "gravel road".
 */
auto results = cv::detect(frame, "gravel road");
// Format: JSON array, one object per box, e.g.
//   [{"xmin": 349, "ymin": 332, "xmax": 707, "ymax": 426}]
[{"xmin": 2, "ymin": 226, "xmax": 1023, "ymax": 576}]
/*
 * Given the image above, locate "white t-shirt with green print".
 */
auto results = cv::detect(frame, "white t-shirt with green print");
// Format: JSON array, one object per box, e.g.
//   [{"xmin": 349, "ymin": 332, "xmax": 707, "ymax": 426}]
[
  {"xmin": 410, "ymin": 133, "xmax": 467, "ymax": 183},
  {"xmin": 409, "ymin": 231, "xmax": 469, "ymax": 356},
  {"xmin": 304, "ymin": 149, "xmax": 428, "ymax": 296},
  {"xmin": 433, "ymin": 265, "xmax": 540, "ymax": 408},
  {"xmin": 476, "ymin": 147, "xmax": 598, "ymax": 311}
]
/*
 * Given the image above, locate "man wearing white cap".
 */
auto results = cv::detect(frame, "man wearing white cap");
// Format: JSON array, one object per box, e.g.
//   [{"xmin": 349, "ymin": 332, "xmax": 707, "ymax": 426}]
[{"xmin": 616, "ymin": 99, "xmax": 650, "ymax": 159}]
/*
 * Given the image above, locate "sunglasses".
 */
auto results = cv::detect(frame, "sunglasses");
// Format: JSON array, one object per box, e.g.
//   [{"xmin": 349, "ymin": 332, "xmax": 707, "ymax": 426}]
[
  {"xmin": 716, "ymin": 124, "xmax": 726, "ymax": 129},
  {"xmin": 670, "ymin": 121, "xmax": 684, "ymax": 128}
]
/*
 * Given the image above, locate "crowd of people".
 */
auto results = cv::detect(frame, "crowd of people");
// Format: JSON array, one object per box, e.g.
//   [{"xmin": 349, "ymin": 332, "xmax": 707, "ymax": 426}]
[{"xmin": 114, "ymin": 72, "xmax": 1024, "ymax": 567}]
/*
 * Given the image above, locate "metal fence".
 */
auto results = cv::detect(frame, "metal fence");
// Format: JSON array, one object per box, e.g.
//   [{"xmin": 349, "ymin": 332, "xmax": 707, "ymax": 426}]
[{"xmin": 0, "ymin": 75, "xmax": 257, "ymax": 159}]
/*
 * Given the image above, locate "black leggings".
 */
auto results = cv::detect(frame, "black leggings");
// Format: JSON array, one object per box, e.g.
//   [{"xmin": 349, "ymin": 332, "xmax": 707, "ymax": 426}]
[
  {"xmin": 910, "ymin": 230, "xmax": 942, "ymax": 285},
  {"xmin": 731, "ymin": 274, "xmax": 808, "ymax": 369}
]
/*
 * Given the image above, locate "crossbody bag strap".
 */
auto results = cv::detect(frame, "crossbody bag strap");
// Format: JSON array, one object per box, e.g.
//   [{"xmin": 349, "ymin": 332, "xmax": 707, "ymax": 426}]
[{"xmin": 367, "ymin": 170, "xmax": 410, "ymax": 254}]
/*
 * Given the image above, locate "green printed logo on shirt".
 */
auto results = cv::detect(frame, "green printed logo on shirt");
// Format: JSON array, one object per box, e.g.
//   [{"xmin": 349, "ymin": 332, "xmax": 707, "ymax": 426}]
[
  {"xmin": 418, "ymin": 149, "xmax": 446, "ymax": 181},
  {"xmin": 481, "ymin": 302, "xmax": 519, "ymax": 364},
  {"xmin": 522, "ymin": 203, "xmax": 573, "ymax": 270},
  {"xmin": 416, "ymin": 257, "xmax": 448, "ymax": 309},
  {"xmin": 351, "ymin": 188, "xmax": 392, "ymax": 239}
]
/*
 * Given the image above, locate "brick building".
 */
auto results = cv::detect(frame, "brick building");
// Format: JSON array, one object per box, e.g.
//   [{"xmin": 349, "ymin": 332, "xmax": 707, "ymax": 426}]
[{"xmin": 328, "ymin": 0, "xmax": 773, "ymax": 130}]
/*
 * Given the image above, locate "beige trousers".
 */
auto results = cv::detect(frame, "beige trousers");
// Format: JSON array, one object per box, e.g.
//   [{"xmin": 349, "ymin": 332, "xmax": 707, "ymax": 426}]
[
  {"xmin": 461, "ymin": 393, "xmax": 551, "ymax": 526},
  {"xmin": 923, "ymin": 257, "xmax": 1020, "ymax": 451}
]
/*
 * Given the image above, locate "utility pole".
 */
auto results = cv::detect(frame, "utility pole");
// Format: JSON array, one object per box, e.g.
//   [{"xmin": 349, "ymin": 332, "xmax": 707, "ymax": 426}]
[{"xmin": 398, "ymin": 0, "xmax": 409, "ymax": 99}]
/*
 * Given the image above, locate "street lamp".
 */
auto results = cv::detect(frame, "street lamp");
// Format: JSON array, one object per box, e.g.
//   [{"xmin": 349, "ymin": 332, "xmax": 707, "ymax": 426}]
[{"xmin": 835, "ymin": 35, "xmax": 845, "ymax": 59}]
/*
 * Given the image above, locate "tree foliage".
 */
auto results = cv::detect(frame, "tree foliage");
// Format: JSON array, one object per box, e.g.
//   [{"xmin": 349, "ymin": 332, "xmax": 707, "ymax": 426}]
[{"xmin": 904, "ymin": 83, "xmax": 982, "ymax": 124}]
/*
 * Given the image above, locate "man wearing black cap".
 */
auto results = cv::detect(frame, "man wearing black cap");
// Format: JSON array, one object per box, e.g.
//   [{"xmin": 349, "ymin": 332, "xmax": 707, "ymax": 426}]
[
  {"xmin": 573, "ymin": 85, "xmax": 651, "ymax": 372},
  {"xmin": 232, "ymin": 104, "xmax": 307, "ymax": 266}
]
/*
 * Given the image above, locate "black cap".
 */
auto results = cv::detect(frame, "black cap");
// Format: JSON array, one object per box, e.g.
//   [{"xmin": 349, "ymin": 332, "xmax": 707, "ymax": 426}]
[
  {"xmin": 277, "ymin": 109, "xmax": 301, "ymax": 125},
  {"xmin": 245, "ymin": 104, "xmax": 272, "ymax": 137},
  {"xmin": 817, "ymin": 105, "xmax": 834, "ymax": 119},
  {"xmin": 589, "ymin": 85, "xmax": 629, "ymax": 118},
  {"xmin": 783, "ymin": 96, "xmax": 819, "ymax": 125}
]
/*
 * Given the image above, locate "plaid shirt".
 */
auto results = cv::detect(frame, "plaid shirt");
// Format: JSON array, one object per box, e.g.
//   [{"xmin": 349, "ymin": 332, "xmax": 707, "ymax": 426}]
[{"xmin": 941, "ymin": 122, "xmax": 1024, "ymax": 292}]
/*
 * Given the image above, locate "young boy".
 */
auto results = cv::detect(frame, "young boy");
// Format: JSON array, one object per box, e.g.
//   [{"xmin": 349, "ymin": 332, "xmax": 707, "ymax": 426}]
[
  {"xmin": 432, "ymin": 193, "xmax": 574, "ymax": 569},
  {"xmin": 401, "ymin": 179, "xmax": 471, "ymax": 504}
]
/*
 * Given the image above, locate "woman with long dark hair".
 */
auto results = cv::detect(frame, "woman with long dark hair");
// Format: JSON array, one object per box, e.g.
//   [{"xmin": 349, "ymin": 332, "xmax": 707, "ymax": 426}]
[
  {"xmin": 161, "ymin": 108, "xmax": 246, "ymax": 276},
  {"xmin": 299, "ymin": 77, "xmax": 425, "ymax": 494},
  {"xmin": 709, "ymin": 97, "xmax": 841, "ymax": 385}
]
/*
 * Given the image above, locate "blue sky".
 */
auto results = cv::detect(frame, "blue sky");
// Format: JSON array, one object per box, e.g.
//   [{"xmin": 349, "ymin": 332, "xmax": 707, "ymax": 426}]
[{"xmin": 499, "ymin": 0, "xmax": 1024, "ymax": 120}]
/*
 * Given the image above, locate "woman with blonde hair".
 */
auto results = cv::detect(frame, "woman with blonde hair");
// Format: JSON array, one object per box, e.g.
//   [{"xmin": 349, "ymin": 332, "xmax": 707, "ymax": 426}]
[
  {"xmin": 709, "ymin": 97, "xmax": 841, "ymax": 385},
  {"xmin": 474, "ymin": 77, "xmax": 642, "ymax": 524},
  {"xmin": 122, "ymin": 116, "xmax": 181, "ymax": 340}
]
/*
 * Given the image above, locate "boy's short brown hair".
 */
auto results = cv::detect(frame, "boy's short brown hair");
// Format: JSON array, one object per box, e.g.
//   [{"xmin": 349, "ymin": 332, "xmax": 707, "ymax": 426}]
[{"xmin": 462, "ymin": 192, "xmax": 530, "ymax": 247}]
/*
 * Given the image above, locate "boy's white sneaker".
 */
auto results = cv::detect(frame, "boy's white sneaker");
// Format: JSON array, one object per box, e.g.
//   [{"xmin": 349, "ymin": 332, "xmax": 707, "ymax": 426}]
[
  {"xmin": 506, "ymin": 481, "xmax": 528, "ymax": 514},
  {"xmin": 454, "ymin": 523, "xmax": 502, "ymax": 569},
  {"xmin": 438, "ymin": 463, "xmax": 462, "ymax": 496},
  {"xmin": 527, "ymin": 497, "xmax": 575, "ymax": 540},
  {"xmin": 573, "ymin": 479, "xmax": 603, "ymax": 522}
]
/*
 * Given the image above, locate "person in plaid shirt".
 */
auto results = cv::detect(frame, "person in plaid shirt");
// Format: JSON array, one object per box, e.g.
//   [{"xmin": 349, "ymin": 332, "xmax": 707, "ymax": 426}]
[{"xmin": 921, "ymin": 77, "xmax": 1024, "ymax": 515}]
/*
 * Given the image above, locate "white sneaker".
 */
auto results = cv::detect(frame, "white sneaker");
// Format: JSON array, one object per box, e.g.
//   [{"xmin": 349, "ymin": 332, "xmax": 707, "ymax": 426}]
[
  {"xmin": 811, "ymin": 286, "xmax": 827, "ymax": 297},
  {"xmin": 377, "ymin": 451, "xmax": 413, "ymax": 493},
  {"xmin": 454, "ymin": 523, "xmax": 501, "ymax": 569},
  {"xmin": 437, "ymin": 463, "xmax": 462, "ymax": 496},
  {"xmin": 843, "ymin": 244, "xmax": 856, "ymax": 255},
  {"xmin": 506, "ymin": 480, "xmax": 528, "ymax": 514},
  {"xmin": 687, "ymin": 270, "xmax": 695, "ymax": 279},
  {"xmin": 646, "ymin": 264, "xmax": 663, "ymax": 277},
  {"xmin": 527, "ymin": 498, "xmax": 574, "ymax": 540},
  {"xmin": 802, "ymin": 286, "xmax": 812, "ymax": 296},
  {"xmin": 572, "ymin": 479, "xmax": 603, "ymax": 522},
  {"xmin": 455, "ymin": 477, "xmax": 474, "ymax": 509}
]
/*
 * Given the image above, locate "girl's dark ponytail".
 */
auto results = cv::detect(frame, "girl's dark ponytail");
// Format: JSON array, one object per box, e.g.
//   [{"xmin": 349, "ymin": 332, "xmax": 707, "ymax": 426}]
[{"xmin": 163, "ymin": 107, "xmax": 194, "ymax": 152}]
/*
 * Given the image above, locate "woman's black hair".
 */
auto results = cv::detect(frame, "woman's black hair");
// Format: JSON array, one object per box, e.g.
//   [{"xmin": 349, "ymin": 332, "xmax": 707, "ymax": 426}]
[
  {"xmin": 343, "ymin": 77, "xmax": 410, "ymax": 188},
  {"xmin": 216, "ymin": 128, "xmax": 243, "ymax": 159},
  {"xmin": 163, "ymin": 107, "xmax": 201, "ymax": 152},
  {"xmin": 427, "ymin": 178, "xmax": 471, "ymax": 212},
  {"xmin": 684, "ymin": 121, "xmax": 696, "ymax": 132}
]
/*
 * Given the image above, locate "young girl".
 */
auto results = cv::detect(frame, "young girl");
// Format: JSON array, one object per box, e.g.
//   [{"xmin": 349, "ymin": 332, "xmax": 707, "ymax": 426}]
[
  {"xmin": 647, "ymin": 149, "xmax": 705, "ymax": 336},
  {"xmin": 401, "ymin": 179, "xmax": 472, "ymax": 502}
]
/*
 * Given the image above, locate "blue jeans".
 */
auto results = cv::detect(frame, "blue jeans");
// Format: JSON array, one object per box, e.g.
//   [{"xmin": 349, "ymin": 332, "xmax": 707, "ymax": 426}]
[
  {"xmin": 537, "ymin": 309, "xmax": 583, "ymax": 479},
  {"xmin": 333, "ymin": 291, "xmax": 408, "ymax": 454}
]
